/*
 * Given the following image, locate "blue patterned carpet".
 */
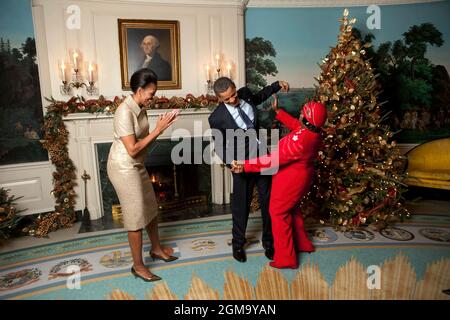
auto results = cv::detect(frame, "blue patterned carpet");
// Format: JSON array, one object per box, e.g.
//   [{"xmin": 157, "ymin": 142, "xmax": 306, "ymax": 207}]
[{"xmin": 1, "ymin": 214, "xmax": 449, "ymax": 300}]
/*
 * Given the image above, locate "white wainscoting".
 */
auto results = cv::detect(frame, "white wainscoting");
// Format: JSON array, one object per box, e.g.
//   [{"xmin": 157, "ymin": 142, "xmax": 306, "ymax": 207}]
[{"xmin": 0, "ymin": 162, "xmax": 55, "ymax": 215}]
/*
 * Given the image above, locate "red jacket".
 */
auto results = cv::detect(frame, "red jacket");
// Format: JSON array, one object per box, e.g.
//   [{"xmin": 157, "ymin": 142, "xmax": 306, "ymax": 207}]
[{"xmin": 244, "ymin": 109, "xmax": 322, "ymax": 173}]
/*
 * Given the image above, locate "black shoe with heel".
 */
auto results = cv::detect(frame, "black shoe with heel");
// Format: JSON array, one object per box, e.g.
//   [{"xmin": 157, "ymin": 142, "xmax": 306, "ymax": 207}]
[
  {"xmin": 150, "ymin": 252, "xmax": 178, "ymax": 262},
  {"xmin": 131, "ymin": 266, "xmax": 161, "ymax": 282}
]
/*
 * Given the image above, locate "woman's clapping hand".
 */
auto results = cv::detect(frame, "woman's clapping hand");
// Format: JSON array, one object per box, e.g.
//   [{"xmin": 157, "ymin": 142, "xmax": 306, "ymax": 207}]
[{"xmin": 155, "ymin": 111, "xmax": 178, "ymax": 134}]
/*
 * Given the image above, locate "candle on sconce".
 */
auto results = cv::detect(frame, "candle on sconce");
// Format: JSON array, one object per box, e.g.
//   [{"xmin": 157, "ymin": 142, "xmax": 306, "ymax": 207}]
[
  {"xmin": 61, "ymin": 61, "xmax": 66, "ymax": 81},
  {"xmin": 205, "ymin": 64, "xmax": 210, "ymax": 81},
  {"xmin": 88, "ymin": 63, "xmax": 94, "ymax": 82},
  {"xmin": 226, "ymin": 63, "xmax": 231, "ymax": 78},
  {"xmin": 215, "ymin": 54, "xmax": 220, "ymax": 69},
  {"xmin": 72, "ymin": 51, "xmax": 79, "ymax": 70}
]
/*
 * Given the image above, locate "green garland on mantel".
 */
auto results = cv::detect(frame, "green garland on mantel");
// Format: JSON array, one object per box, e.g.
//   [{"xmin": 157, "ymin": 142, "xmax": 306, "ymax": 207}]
[{"xmin": 27, "ymin": 94, "xmax": 218, "ymax": 238}]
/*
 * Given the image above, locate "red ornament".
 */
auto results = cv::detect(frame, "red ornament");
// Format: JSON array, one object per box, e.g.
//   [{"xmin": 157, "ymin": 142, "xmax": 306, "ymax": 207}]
[
  {"xmin": 388, "ymin": 188, "xmax": 397, "ymax": 198},
  {"xmin": 344, "ymin": 78, "xmax": 355, "ymax": 89}
]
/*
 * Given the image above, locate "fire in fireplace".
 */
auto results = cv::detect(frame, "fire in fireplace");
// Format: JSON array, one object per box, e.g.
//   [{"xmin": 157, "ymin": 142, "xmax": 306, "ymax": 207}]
[
  {"xmin": 147, "ymin": 163, "xmax": 209, "ymax": 212},
  {"xmin": 145, "ymin": 138, "xmax": 211, "ymax": 213}
]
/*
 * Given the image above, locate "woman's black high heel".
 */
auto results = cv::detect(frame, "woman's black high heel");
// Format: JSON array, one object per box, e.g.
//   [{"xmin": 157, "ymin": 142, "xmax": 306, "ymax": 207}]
[
  {"xmin": 150, "ymin": 251, "xmax": 178, "ymax": 262},
  {"xmin": 131, "ymin": 266, "xmax": 161, "ymax": 282}
]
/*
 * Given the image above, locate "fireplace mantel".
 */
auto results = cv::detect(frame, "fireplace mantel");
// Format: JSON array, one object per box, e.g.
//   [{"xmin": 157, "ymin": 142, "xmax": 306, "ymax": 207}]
[
  {"xmin": 63, "ymin": 108, "xmax": 213, "ymax": 121},
  {"xmin": 63, "ymin": 108, "xmax": 231, "ymax": 220}
]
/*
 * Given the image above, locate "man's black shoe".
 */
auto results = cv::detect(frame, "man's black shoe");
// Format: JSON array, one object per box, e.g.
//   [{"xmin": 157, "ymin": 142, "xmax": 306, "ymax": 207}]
[
  {"xmin": 264, "ymin": 247, "xmax": 274, "ymax": 260},
  {"xmin": 232, "ymin": 247, "xmax": 247, "ymax": 262}
]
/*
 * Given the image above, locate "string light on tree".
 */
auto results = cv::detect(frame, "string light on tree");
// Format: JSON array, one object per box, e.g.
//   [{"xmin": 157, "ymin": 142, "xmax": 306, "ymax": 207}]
[{"xmin": 300, "ymin": 8, "xmax": 408, "ymax": 230}]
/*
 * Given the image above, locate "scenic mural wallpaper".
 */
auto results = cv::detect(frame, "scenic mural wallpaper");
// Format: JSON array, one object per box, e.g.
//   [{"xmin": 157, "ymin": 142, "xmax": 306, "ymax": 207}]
[
  {"xmin": 0, "ymin": 0, "xmax": 47, "ymax": 165},
  {"xmin": 245, "ymin": 1, "xmax": 450, "ymax": 143}
]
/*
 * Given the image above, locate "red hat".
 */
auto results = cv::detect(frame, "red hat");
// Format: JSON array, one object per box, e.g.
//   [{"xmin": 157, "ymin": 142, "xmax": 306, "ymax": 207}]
[{"xmin": 302, "ymin": 101, "xmax": 327, "ymax": 128}]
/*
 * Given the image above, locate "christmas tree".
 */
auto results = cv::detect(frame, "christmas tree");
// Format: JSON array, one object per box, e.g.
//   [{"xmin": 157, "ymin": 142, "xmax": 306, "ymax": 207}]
[
  {"xmin": 302, "ymin": 9, "xmax": 409, "ymax": 230},
  {"xmin": 0, "ymin": 188, "xmax": 24, "ymax": 240}
]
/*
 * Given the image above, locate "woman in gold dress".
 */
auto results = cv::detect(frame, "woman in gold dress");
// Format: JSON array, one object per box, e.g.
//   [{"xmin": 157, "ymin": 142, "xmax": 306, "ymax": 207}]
[{"xmin": 107, "ymin": 68, "xmax": 178, "ymax": 282}]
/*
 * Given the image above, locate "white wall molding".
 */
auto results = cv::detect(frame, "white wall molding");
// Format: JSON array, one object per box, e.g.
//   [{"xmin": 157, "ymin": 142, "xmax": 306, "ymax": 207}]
[
  {"xmin": 0, "ymin": 162, "xmax": 55, "ymax": 216},
  {"xmin": 247, "ymin": 0, "xmax": 444, "ymax": 7},
  {"xmin": 33, "ymin": 0, "xmax": 243, "ymax": 100},
  {"xmin": 34, "ymin": 0, "xmax": 245, "ymax": 8}
]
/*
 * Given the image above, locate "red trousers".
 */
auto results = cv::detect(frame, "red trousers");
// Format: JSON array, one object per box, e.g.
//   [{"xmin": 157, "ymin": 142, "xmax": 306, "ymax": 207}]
[
  {"xmin": 268, "ymin": 164, "xmax": 315, "ymax": 269},
  {"xmin": 243, "ymin": 109, "xmax": 322, "ymax": 268}
]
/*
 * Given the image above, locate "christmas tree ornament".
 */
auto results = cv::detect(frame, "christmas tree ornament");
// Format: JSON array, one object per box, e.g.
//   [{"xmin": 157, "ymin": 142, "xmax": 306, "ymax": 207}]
[{"xmin": 301, "ymin": 9, "xmax": 408, "ymax": 230}]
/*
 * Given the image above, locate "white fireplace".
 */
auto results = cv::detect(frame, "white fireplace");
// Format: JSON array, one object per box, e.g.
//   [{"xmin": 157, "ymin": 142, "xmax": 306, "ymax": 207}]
[{"xmin": 63, "ymin": 108, "xmax": 232, "ymax": 220}]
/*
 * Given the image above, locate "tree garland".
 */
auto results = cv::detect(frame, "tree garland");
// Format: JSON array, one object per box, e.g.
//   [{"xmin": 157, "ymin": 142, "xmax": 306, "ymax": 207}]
[{"xmin": 26, "ymin": 94, "xmax": 218, "ymax": 237}]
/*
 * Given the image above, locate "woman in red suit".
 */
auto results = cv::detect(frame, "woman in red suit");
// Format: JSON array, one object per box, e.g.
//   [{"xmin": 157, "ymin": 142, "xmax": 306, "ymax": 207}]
[{"xmin": 232, "ymin": 96, "xmax": 327, "ymax": 269}]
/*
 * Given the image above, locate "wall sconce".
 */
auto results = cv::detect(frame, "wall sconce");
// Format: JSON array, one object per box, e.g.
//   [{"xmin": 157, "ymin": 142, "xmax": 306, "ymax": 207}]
[
  {"xmin": 60, "ymin": 50, "xmax": 98, "ymax": 96},
  {"xmin": 205, "ymin": 54, "xmax": 233, "ymax": 94}
]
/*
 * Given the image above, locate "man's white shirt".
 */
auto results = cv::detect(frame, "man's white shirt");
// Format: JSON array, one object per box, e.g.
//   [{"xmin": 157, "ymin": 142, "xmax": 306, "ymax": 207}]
[{"xmin": 225, "ymin": 100, "xmax": 255, "ymax": 130}]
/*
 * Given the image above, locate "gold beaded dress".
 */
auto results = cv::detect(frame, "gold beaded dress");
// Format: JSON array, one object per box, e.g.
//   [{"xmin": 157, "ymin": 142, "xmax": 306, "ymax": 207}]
[{"xmin": 107, "ymin": 95, "xmax": 158, "ymax": 231}]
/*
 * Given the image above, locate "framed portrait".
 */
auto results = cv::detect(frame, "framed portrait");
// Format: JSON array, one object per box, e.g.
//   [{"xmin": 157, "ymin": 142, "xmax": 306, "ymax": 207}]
[{"xmin": 118, "ymin": 19, "xmax": 181, "ymax": 90}]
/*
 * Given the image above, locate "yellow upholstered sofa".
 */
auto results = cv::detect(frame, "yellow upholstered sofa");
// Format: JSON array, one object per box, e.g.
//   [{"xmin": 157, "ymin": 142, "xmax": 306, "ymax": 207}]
[{"xmin": 404, "ymin": 137, "xmax": 450, "ymax": 190}]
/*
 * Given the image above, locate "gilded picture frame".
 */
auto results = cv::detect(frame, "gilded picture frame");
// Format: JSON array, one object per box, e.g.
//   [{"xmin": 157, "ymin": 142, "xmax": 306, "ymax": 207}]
[{"xmin": 118, "ymin": 19, "xmax": 181, "ymax": 90}]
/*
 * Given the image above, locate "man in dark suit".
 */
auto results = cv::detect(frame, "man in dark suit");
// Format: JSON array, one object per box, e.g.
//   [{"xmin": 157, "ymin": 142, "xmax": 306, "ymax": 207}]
[
  {"xmin": 208, "ymin": 77, "xmax": 289, "ymax": 262},
  {"xmin": 139, "ymin": 35, "xmax": 172, "ymax": 81}
]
